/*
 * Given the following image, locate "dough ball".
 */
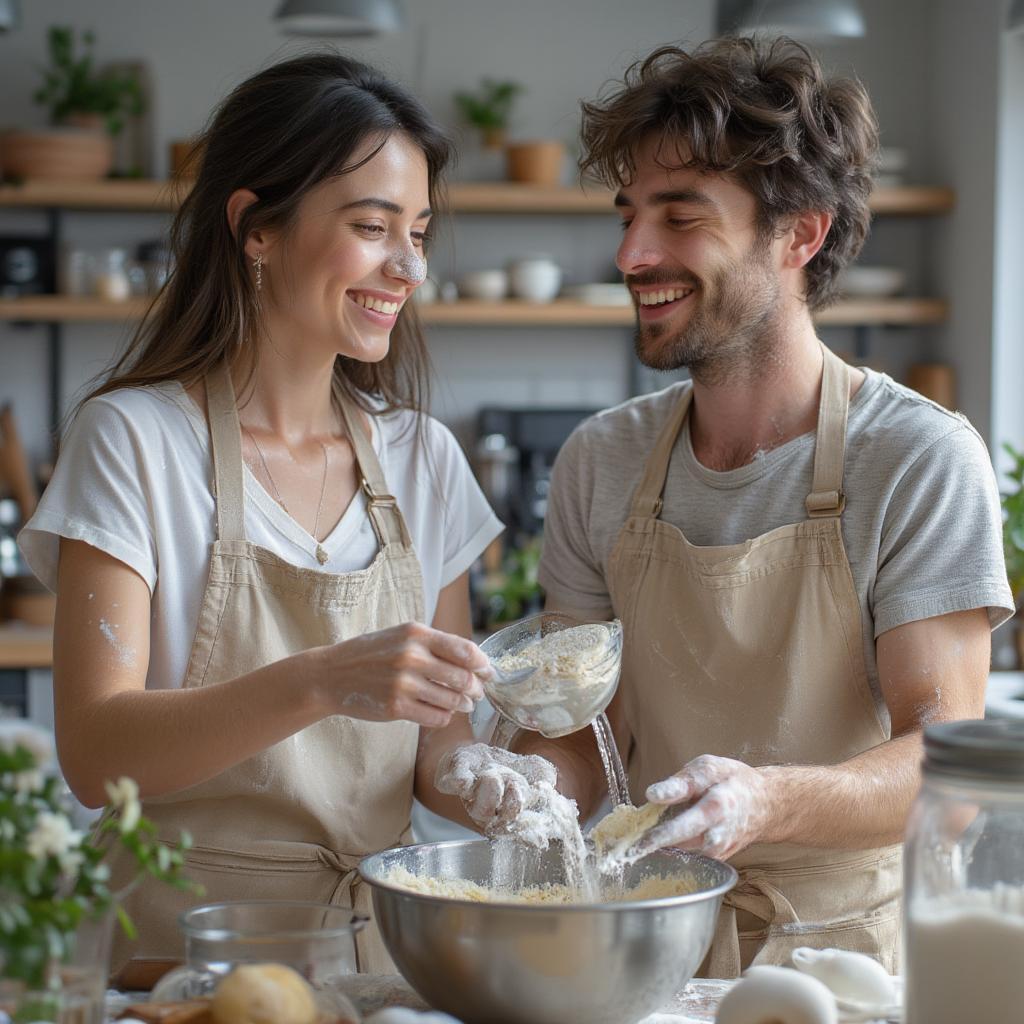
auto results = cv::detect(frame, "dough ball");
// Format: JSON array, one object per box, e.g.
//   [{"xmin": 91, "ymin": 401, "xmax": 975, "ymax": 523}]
[{"xmin": 211, "ymin": 963, "xmax": 318, "ymax": 1024}]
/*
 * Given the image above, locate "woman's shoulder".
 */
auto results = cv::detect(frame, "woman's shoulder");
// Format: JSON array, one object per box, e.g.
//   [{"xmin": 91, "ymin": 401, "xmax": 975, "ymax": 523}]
[
  {"xmin": 70, "ymin": 382, "xmax": 202, "ymax": 445},
  {"xmin": 372, "ymin": 403, "xmax": 463, "ymax": 458}
]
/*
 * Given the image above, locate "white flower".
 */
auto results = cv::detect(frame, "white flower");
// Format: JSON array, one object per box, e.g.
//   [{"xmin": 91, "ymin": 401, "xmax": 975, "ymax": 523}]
[
  {"xmin": 59, "ymin": 848, "xmax": 86, "ymax": 876},
  {"xmin": 10, "ymin": 769, "xmax": 45, "ymax": 796},
  {"xmin": 26, "ymin": 811, "xmax": 84, "ymax": 861},
  {"xmin": 104, "ymin": 776, "xmax": 142, "ymax": 833},
  {"xmin": 0, "ymin": 720, "xmax": 54, "ymax": 765}
]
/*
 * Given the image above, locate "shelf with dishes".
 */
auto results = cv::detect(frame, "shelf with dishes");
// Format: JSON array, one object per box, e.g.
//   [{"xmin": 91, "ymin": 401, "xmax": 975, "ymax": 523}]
[
  {"xmin": 0, "ymin": 178, "xmax": 956, "ymax": 216},
  {"xmin": 0, "ymin": 294, "xmax": 950, "ymax": 327}
]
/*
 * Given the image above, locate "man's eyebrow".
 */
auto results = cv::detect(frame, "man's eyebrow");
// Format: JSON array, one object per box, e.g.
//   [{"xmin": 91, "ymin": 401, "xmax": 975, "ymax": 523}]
[
  {"xmin": 613, "ymin": 188, "xmax": 718, "ymax": 211},
  {"xmin": 339, "ymin": 197, "xmax": 432, "ymax": 218}
]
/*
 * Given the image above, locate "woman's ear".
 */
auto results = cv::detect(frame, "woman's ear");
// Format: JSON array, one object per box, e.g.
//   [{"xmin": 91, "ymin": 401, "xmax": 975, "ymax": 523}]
[{"xmin": 226, "ymin": 188, "xmax": 270, "ymax": 262}]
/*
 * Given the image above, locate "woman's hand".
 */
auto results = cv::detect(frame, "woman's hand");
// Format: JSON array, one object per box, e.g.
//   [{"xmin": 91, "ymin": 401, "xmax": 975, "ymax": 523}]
[
  {"xmin": 435, "ymin": 742, "xmax": 558, "ymax": 834},
  {"xmin": 314, "ymin": 621, "xmax": 488, "ymax": 729}
]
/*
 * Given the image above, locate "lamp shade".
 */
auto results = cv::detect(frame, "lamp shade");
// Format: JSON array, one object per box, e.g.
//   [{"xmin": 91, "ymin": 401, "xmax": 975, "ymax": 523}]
[
  {"xmin": 275, "ymin": 0, "xmax": 404, "ymax": 36},
  {"xmin": 718, "ymin": 0, "xmax": 866, "ymax": 42},
  {"xmin": 0, "ymin": 0, "xmax": 20, "ymax": 32},
  {"xmin": 1010, "ymin": 0, "xmax": 1024, "ymax": 34}
]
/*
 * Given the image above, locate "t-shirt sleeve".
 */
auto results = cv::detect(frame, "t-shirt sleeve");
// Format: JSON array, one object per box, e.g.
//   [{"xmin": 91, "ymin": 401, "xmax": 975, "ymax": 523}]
[
  {"xmin": 428, "ymin": 419, "xmax": 503, "ymax": 587},
  {"xmin": 18, "ymin": 397, "xmax": 158, "ymax": 594},
  {"xmin": 537, "ymin": 427, "xmax": 615, "ymax": 618},
  {"xmin": 872, "ymin": 423, "xmax": 1016, "ymax": 636}
]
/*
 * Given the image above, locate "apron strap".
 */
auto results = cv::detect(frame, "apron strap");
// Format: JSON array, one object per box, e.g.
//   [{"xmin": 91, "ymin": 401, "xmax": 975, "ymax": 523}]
[
  {"xmin": 205, "ymin": 362, "xmax": 246, "ymax": 544},
  {"xmin": 805, "ymin": 345, "xmax": 851, "ymax": 519},
  {"xmin": 336, "ymin": 395, "xmax": 413, "ymax": 551},
  {"xmin": 706, "ymin": 868, "xmax": 800, "ymax": 978},
  {"xmin": 627, "ymin": 385, "xmax": 693, "ymax": 518}
]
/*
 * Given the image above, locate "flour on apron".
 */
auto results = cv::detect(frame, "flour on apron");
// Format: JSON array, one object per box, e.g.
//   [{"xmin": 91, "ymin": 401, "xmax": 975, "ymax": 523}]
[
  {"xmin": 108, "ymin": 362, "xmax": 424, "ymax": 975},
  {"xmin": 607, "ymin": 345, "xmax": 901, "ymax": 977}
]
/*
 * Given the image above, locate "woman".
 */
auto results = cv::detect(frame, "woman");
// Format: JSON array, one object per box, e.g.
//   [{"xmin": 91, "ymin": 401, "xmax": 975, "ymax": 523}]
[{"xmin": 19, "ymin": 53, "xmax": 504, "ymax": 975}]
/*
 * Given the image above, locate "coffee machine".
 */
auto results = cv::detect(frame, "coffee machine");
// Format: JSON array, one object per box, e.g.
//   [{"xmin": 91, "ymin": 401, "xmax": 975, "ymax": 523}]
[{"xmin": 474, "ymin": 406, "xmax": 600, "ymax": 536}]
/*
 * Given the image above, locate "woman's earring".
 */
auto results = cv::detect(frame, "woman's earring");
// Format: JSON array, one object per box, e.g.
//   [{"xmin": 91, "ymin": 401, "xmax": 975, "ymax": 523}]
[{"xmin": 253, "ymin": 252, "xmax": 263, "ymax": 292}]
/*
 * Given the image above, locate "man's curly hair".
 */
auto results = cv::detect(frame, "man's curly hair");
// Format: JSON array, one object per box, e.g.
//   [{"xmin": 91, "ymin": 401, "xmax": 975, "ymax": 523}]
[{"xmin": 580, "ymin": 37, "xmax": 879, "ymax": 310}]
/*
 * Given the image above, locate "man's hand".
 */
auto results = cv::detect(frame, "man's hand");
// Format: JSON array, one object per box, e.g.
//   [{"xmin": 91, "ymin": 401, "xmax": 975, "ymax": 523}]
[
  {"xmin": 633, "ymin": 754, "xmax": 773, "ymax": 861},
  {"xmin": 435, "ymin": 742, "xmax": 558, "ymax": 836}
]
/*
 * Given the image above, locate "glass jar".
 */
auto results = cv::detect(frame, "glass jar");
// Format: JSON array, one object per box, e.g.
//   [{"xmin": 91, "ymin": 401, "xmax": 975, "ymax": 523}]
[
  {"xmin": 93, "ymin": 248, "xmax": 131, "ymax": 302},
  {"xmin": 904, "ymin": 720, "xmax": 1024, "ymax": 1023},
  {"xmin": 150, "ymin": 900, "xmax": 362, "ymax": 1020}
]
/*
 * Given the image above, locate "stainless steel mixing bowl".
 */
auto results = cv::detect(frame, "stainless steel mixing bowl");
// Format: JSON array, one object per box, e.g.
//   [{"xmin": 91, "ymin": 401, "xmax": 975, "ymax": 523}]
[{"xmin": 359, "ymin": 839, "xmax": 737, "ymax": 1024}]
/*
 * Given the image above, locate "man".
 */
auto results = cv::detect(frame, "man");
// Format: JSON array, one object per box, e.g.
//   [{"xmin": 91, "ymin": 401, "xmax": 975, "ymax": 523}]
[{"xmin": 463, "ymin": 37, "xmax": 1013, "ymax": 975}]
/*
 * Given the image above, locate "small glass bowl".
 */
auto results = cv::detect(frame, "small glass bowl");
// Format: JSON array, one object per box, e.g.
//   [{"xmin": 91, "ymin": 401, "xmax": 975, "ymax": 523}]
[
  {"xmin": 479, "ymin": 612, "xmax": 623, "ymax": 738},
  {"xmin": 150, "ymin": 900, "xmax": 363, "ymax": 1018}
]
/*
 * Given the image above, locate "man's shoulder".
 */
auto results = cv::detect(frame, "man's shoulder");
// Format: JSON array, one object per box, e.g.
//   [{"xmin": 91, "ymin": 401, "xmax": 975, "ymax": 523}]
[
  {"xmin": 566, "ymin": 381, "xmax": 691, "ymax": 460},
  {"xmin": 850, "ymin": 370, "xmax": 987, "ymax": 465}
]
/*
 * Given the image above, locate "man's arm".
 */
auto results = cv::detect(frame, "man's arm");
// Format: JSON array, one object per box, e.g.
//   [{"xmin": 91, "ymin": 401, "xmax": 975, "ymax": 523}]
[{"xmin": 637, "ymin": 608, "xmax": 991, "ymax": 860}]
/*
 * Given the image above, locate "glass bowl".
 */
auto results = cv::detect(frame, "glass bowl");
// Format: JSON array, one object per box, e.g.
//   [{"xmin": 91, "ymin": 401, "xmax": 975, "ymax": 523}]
[
  {"xmin": 150, "ymin": 900, "xmax": 363, "ymax": 1018},
  {"xmin": 479, "ymin": 613, "xmax": 623, "ymax": 738}
]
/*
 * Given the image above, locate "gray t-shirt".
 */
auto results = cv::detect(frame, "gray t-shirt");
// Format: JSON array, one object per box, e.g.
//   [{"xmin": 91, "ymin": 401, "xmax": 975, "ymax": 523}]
[{"xmin": 538, "ymin": 369, "xmax": 1015, "ymax": 717}]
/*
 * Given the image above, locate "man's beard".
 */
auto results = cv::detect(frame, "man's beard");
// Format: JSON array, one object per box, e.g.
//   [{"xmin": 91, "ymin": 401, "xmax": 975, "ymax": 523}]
[{"xmin": 632, "ymin": 241, "xmax": 783, "ymax": 386}]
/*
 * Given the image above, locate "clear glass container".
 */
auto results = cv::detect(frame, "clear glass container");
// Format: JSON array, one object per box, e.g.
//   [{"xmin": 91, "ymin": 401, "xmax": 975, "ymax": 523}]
[
  {"xmin": 479, "ymin": 612, "xmax": 623, "ymax": 739},
  {"xmin": 93, "ymin": 248, "xmax": 131, "ymax": 301},
  {"xmin": 150, "ymin": 900, "xmax": 363, "ymax": 1020},
  {"xmin": 904, "ymin": 720, "xmax": 1024, "ymax": 1024}
]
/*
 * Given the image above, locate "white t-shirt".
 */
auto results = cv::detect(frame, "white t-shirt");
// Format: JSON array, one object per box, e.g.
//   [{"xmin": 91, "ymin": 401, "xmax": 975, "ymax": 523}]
[{"xmin": 20, "ymin": 382, "xmax": 503, "ymax": 692}]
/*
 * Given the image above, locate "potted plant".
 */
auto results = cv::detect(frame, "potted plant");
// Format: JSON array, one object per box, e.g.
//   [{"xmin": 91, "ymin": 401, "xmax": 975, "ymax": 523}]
[
  {"xmin": 2, "ymin": 26, "xmax": 145, "ymax": 182},
  {"xmin": 1002, "ymin": 442, "xmax": 1024, "ymax": 667},
  {"xmin": 0, "ymin": 721, "xmax": 194, "ymax": 1022},
  {"xmin": 454, "ymin": 78, "xmax": 523, "ymax": 151}
]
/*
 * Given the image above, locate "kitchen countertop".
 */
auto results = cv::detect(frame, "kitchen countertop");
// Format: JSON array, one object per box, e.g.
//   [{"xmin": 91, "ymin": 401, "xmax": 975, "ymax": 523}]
[{"xmin": 334, "ymin": 974, "xmax": 733, "ymax": 1022}]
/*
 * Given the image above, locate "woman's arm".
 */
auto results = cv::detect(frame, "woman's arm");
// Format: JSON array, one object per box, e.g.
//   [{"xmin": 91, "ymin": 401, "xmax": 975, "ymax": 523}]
[
  {"xmin": 54, "ymin": 539, "xmax": 485, "ymax": 808},
  {"xmin": 413, "ymin": 570, "xmax": 488, "ymax": 830}
]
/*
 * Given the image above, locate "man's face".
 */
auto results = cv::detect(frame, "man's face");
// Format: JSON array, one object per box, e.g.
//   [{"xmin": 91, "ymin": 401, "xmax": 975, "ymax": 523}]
[{"xmin": 615, "ymin": 137, "xmax": 785, "ymax": 380}]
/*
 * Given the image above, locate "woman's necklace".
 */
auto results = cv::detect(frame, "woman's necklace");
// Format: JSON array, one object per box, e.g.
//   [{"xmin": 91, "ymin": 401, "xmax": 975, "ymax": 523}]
[{"xmin": 243, "ymin": 426, "xmax": 331, "ymax": 565}]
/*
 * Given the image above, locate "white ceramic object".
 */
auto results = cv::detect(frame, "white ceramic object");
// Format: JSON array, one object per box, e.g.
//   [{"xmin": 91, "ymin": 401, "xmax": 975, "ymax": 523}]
[
  {"xmin": 508, "ymin": 256, "xmax": 562, "ymax": 302},
  {"xmin": 412, "ymin": 277, "xmax": 439, "ymax": 304},
  {"xmin": 985, "ymin": 671, "xmax": 1024, "ymax": 719},
  {"xmin": 839, "ymin": 266, "xmax": 906, "ymax": 297},
  {"xmin": 458, "ymin": 269, "xmax": 508, "ymax": 301},
  {"xmin": 715, "ymin": 966, "xmax": 838, "ymax": 1024},
  {"xmin": 791, "ymin": 948, "xmax": 896, "ymax": 1008},
  {"xmin": 564, "ymin": 283, "xmax": 632, "ymax": 306}
]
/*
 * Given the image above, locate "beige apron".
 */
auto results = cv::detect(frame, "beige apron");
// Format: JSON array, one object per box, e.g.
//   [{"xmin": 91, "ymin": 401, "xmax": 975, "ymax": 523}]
[
  {"xmin": 109, "ymin": 363, "xmax": 423, "ymax": 976},
  {"xmin": 607, "ymin": 344, "xmax": 902, "ymax": 978}
]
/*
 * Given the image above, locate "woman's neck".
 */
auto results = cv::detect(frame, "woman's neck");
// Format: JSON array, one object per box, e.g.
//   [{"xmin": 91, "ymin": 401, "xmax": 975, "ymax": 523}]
[{"xmin": 232, "ymin": 336, "xmax": 339, "ymax": 443}]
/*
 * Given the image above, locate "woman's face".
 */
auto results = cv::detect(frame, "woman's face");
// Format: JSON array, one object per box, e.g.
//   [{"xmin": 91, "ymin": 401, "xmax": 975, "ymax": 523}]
[{"xmin": 257, "ymin": 132, "xmax": 432, "ymax": 364}]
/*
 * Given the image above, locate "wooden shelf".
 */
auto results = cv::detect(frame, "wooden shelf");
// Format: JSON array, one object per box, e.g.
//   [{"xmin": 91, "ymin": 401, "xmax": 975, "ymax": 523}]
[
  {"xmin": 0, "ymin": 624, "xmax": 53, "ymax": 669},
  {"xmin": 0, "ymin": 179, "xmax": 955, "ymax": 216},
  {"xmin": 0, "ymin": 294, "xmax": 949, "ymax": 327}
]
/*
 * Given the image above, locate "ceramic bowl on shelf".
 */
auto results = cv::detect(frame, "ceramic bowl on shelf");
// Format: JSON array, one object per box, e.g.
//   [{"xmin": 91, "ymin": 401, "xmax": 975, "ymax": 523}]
[
  {"xmin": 458, "ymin": 269, "xmax": 508, "ymax": 301},
  {"xmin": 507, "ymin": 256, "xmax": 562, "ymax": 302},
  {"xmin": 838, "ymin": 266, "xmax": 907, "ymax": 298},
  {"xmin": 563, "ymin": 283, "xmax": 632, "ymax": 306}
]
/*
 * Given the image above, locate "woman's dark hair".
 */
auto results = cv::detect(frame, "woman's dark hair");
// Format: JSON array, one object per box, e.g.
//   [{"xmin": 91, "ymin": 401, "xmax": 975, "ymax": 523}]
[
  {"xmin": 84, "ymin": 52, "xmax": 453, "ymax": 416},
  {"xmin": 580, "ymin": 37, "xmax": 879, "ymax": 310}
]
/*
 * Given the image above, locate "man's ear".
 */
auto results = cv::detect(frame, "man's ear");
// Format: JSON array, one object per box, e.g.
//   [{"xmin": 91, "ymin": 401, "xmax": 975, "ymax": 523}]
[{"xmin": 782, "ymin": 209, "xmax": 833, "ymax": 270}]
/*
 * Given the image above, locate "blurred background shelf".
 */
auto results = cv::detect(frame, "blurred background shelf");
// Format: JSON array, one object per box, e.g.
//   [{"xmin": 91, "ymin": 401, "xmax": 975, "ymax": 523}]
[
  {"xmin": 0, "ymin": 180, "xmax": 956, "ymax": 216},
  {"xmin": 0, "ymin": 295, "xmax": 950, "ymax": 327},
  {"xmin": 0, "ymin": 624, "xmax": 53, "ymax": 669}
]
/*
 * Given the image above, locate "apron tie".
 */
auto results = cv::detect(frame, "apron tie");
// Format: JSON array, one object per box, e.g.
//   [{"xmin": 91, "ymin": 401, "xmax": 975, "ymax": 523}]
[{"xmin": 706, "ymin": 868, "xmax": 800, "ymax": 978}]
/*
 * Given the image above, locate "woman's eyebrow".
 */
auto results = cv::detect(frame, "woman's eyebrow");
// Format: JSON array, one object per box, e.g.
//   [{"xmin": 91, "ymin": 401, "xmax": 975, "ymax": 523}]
[{"xmin": 339, "ymin": 197, "xmax": 432, "ymax": 218}]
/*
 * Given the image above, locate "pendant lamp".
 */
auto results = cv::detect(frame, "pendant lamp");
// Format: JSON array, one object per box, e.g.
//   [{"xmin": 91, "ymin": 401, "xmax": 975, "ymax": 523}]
[
  {"xmin": 717, "ymin": 0, "xmax": 866, "ymax": 42},
  {"xmin": 0, "ymin": 0, "xmax": 20, "ymax": 33},
  {"xmin": 275, "ymin": 0, "xmax": 405, "ymax": 37}
]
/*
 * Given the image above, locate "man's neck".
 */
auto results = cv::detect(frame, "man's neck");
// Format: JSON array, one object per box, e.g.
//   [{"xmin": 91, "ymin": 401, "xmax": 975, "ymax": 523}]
[{"xmin": 687, "ymin": 317, "xmax": 856, "ymax": 473}]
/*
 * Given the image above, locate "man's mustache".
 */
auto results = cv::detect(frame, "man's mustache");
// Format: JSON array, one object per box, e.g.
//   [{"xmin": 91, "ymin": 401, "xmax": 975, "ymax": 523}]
[{"xmin": 625, "ymin": 271, "xmax": 701, "ymax": 290}]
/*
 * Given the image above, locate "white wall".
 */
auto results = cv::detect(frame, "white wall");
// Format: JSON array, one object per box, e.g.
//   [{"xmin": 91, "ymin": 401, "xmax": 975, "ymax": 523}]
[{"xmin": 993, "ymin": 19, "xmax": 1024, "ymax": 468}]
